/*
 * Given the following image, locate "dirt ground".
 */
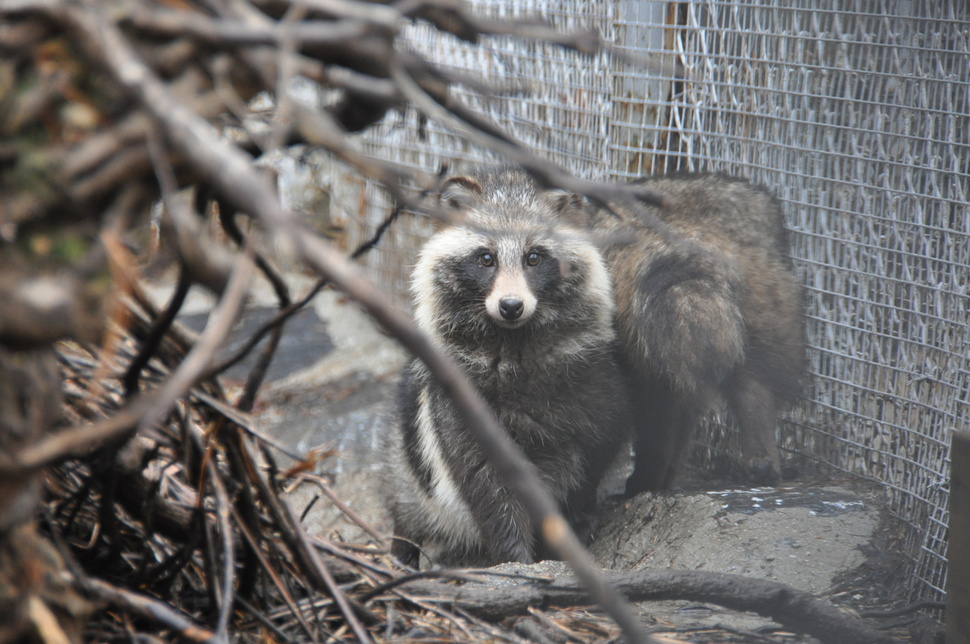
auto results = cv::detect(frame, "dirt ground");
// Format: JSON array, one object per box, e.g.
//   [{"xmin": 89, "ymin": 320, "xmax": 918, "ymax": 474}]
[{"xmin": 152, "ymin": 276, "xmax": 942, "ymax": 642}]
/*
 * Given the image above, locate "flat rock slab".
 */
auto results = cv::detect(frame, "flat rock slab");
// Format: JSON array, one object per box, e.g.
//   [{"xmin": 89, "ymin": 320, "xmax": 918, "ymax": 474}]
[
  {"xmin": 594, "ymin": 486, "xmax": 879, "ymax": 594},
  {"xmin": 180, "ymin": 305, "xmax": 336, "ymax": 384},
  {"xmin": 590, "ymin": 485, "xmax": 884, "ymax": 636}
]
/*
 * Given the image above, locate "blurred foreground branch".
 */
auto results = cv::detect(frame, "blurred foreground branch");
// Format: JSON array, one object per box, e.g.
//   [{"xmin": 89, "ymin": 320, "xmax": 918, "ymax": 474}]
[{"xmin": 0, "ymin": 1, "xmax": 900, "ymax": 643}]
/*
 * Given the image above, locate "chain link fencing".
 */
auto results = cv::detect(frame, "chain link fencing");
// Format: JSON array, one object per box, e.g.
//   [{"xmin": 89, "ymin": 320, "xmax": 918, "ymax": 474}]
[{"xmin": 298, "ymin": 0, "xmax": 969, "ymax": 603}]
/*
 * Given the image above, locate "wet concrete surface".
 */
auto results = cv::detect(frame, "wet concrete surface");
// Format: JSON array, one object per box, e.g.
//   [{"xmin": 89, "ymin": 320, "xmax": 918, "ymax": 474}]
[
  {"xmin": 149, "ymin": 274, "xmax": 898, "ymax": 638},
  {"xmin": 180, "ymin": 305, "xmax": 335, "ymax": 384},
  {"xmin": 704, "ymin": 486, "xmax": 868, "ymax": 517}
]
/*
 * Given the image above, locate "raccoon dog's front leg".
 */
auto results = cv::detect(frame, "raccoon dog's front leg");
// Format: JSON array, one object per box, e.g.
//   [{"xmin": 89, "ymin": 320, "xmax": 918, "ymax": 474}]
[
  {"xmin": 428, "ymin": 392, "xmax": 537, "ymax": 563},
  {"xmin": 389, "ymin": 451, "xmax": 534, "ymax": 565},
  {"xmin": 451, "ymin": 447, "xmax": 536, "ymax": 564},
  {"xmin": 387, "ymin": 371, "xmax": 535, "ymax": 566}
]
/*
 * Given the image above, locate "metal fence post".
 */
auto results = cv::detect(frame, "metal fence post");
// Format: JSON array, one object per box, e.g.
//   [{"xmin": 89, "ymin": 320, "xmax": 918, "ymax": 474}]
[{"xmin": 947, "ymin": 430, "xmax": 970, "ymax": 642}]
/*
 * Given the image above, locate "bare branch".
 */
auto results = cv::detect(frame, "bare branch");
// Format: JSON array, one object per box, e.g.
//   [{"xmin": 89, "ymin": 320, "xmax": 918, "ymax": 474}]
[
  {"xmin": 401, "ymin": 570, "xmax": 900, "ymax": 644},
  {"xmin": 126, "ymin": 10, "xmax": 381, "ymax": 48},
  {"xmin": 0, "ymin": 396, "xmax": 157, "ymax": 475},
  {"xmin": 136, "ymin": 249, "xmax": 255, "ymax": 435},
  {"xmin": 79, "ymin": 577, "xmax": 220, "ymax": 644}
]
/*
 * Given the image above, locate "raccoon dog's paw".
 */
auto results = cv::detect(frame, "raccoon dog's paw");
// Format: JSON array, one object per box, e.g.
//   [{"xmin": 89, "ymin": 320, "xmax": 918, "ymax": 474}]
[
  {"xmin": 390, "ymin": 538, "xmax": 421, "ymax": 569},
  {"xmin": 746, "ymin": 458, "xmax": 783, "ymax": 487}
]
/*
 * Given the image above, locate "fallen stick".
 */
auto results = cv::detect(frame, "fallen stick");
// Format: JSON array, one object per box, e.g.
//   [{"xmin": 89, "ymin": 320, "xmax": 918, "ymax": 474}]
[{"xmin": 400, "ymin": 569, "xmax": 900, "ymax": 644}]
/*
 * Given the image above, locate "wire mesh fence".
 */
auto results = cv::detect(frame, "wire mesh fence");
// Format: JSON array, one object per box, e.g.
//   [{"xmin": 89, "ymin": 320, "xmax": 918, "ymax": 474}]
[{"xmin": 305, "ymin": 0, "xmax": 969, "ymax": 603}]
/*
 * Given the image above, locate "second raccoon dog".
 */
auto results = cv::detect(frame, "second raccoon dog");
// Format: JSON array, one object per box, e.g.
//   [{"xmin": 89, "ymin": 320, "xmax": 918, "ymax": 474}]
[
  {"xmin": 588, "ymin": 173, "xmax": 806, "ymax": 494},
  {"xmin": 383, "ymin": 169, "xmax": 632, "ymax": 567}
]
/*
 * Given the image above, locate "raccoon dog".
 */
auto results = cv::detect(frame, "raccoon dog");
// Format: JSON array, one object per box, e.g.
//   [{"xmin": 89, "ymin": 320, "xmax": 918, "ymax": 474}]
[
  {"xmin": 383, "ymin": 168, "xmax": 632, "ymax": 567},
  {"xmin": 588, "ymin": 173, "xmax": 806, "ymax": 494}
]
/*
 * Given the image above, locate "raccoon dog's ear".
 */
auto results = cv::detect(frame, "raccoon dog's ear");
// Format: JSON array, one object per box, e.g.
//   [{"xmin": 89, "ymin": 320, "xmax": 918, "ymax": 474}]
[
  {"xmin": 543, "ymin": 190, "xmax": 590, "ymax": 228},
  {"xmin": 438, "ymin": 175, "xmax": 483, "ymax": 211}
]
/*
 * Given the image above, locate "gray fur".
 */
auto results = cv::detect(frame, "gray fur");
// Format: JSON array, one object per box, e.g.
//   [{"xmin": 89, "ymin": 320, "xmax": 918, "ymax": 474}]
[
  {"xmin": 383, "ymin": 168, "xmax": 632, "ymax": 567},
  {"xmin": 588, "ymin": 172, "xmax": 806, "ymax": 492}
]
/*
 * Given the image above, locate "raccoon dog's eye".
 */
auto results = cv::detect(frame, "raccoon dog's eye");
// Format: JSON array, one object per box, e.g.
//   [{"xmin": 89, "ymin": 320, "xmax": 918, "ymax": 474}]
[
  {"xmin": 480, "ymin": 251, "xmax": 495, "ymax": 267},
  {"xmin": 526, "ymin": 251, "xmax": 541, "ymax": 267}
]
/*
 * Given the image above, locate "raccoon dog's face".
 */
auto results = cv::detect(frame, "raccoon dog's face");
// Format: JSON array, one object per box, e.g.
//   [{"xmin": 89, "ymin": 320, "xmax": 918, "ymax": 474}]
[
  {"xmin": 424, "ymin": 229, "xmax": 550, "ymax": 330},
  {"xmin": 411, "ymin": 171, "xmax": 614, "ymax": 344}
]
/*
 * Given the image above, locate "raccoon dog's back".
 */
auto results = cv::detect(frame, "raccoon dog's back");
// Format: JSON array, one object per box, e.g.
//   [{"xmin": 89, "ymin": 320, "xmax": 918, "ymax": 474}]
[
  {"xmin": 383, "ymin": 168, "xmax": 632, "ymax": 567},
  {"xmin": 591, "ymin": 173, "xmax": 806, "ymax": 492}
]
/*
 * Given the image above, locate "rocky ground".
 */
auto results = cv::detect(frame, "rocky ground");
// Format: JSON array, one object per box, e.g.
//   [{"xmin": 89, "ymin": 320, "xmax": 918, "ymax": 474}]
[{"xmin": 153, "ymin": 274, "xmax": 937, "ymax": 642}]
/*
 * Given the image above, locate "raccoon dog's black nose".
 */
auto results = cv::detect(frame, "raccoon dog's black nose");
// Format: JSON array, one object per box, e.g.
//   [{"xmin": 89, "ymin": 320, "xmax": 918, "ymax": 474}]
[{"xmin": 499, "ymin": 297, "xmax": 524, "ymax": 321}]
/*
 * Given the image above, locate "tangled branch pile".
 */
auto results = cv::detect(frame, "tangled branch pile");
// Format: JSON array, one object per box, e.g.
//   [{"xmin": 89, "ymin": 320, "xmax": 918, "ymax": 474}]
[
  {"xmin": 0, "ymin": 1, "xmax": 903, "ymax": 643},
  {"xmin": 0, "ymin": 1, "xmax": 648, "ymax": 641}
]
